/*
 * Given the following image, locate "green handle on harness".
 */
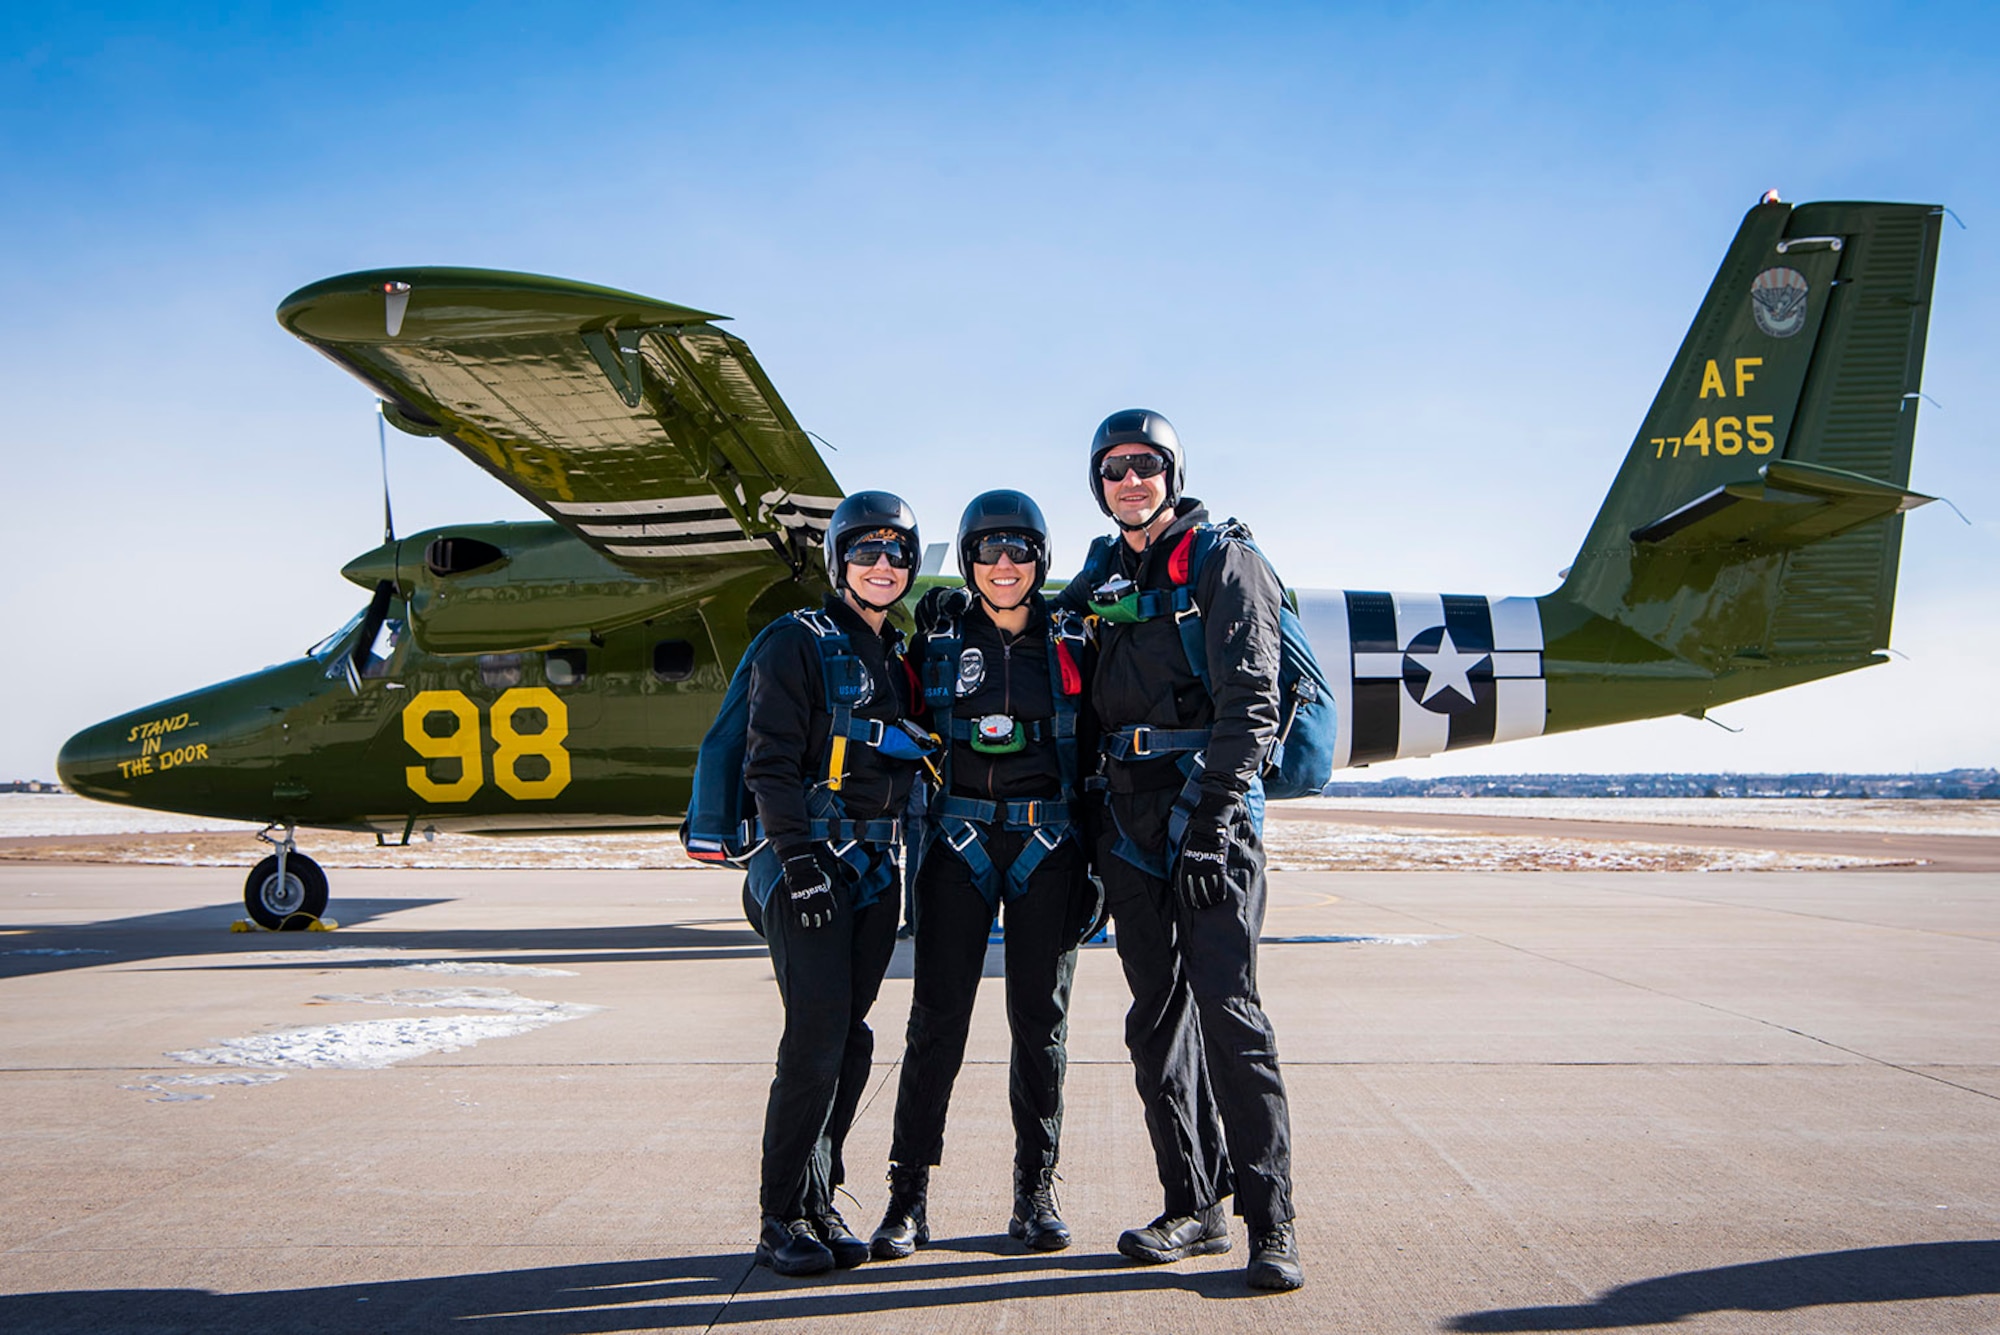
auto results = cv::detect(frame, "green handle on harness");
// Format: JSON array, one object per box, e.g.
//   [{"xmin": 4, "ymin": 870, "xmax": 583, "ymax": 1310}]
[{"xmin": 1088, "ymin": 587, "xmax": 1147, "ymax": 624}]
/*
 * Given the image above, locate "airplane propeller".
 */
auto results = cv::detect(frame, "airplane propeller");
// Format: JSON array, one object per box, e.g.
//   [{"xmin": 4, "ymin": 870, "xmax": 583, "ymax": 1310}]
[{"xmin": 344, "ymin": 405, "xmax": 402, "ymax": 693}]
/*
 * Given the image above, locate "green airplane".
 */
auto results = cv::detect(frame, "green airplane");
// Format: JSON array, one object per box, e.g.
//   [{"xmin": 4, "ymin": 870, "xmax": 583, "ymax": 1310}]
[{"xmin": 57, "ymin": 198, "xmax": 1943, "ymax": 929}]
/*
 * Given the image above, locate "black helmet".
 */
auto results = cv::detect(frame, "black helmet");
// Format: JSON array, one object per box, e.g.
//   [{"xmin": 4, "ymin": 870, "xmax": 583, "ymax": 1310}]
[
  {"xmin": 1088, "ymin": 408, "xmax": 1184, "ymax": 520},
  {"xmin": 825, "ymin": 490, "xmax": 920, "ymax": 609},
  {"xmin": 956, "ymin": 489, "xmax": 1049, "ymax": 596}
]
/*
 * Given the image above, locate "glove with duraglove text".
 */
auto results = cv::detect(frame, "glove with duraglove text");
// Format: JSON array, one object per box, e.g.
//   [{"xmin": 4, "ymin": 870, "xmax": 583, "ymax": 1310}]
[
  {"xmin": 780, "ymin": 848, "xmax": 837, "ymax": 929},
  {"xmin": 1174, "ymin": 790, "xmax": 1235, "ymax": 912}
]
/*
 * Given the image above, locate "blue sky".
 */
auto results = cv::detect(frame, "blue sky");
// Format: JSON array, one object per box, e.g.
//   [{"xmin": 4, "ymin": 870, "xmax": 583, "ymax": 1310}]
[{"xmin": 3, "ymin": 2, "xmax": 1995, "ymax": 782}]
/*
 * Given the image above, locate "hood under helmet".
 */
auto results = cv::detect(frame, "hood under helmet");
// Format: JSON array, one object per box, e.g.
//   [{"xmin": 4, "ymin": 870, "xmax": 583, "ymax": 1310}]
[{"xmin": 825, "ymin": 490, "xmax": 920, "ymax": 612}]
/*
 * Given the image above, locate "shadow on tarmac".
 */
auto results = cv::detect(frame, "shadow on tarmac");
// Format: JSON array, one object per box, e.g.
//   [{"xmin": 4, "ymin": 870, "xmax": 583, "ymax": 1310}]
[
  {"xmin": 0, "ymin": 900, "xmax": 767, "ymax": 980},
  {"xmin": 1446, "ymin": 1239, "xmax": 2000, "ymax": 1330},
  {"xmin": 0, "ymin": 1241, "xmax": 1271, "ymax": 1333}
]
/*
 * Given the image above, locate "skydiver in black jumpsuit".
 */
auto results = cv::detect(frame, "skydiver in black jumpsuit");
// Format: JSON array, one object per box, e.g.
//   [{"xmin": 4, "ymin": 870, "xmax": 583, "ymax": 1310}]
[
  {"xmin": 871, "ymin": 491, "xmax": 1097, "ymax": 1259},
  {"xmin": 1058, "ymin": 410, "xmax": 1306, "ymax": 1292},
  {"xmin": 741, "ymin": 491, "xmax": 928, "ymax": 1277}
]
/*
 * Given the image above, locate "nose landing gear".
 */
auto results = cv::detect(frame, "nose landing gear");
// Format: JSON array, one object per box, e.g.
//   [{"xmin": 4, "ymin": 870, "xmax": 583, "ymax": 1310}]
[{"xmin": 244, "ymin": 824, "xmax": 330, "ymax": 931}]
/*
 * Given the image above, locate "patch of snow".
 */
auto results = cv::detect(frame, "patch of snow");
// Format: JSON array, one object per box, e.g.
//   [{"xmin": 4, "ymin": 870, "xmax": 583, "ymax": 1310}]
[
  {"xmin": 1260, "ymin": 822, "xmax": 1884, "ymax": 872},
  {"xmin": 0, "ymin": 792, "xmax": 255, "ymax": 837},
  {"xmin": 310, "ymin": 985, "xmax": 581, "ymax": 1014},
  {"xmin": 1264, "ymin": 933, "xmax": 1454, "ymax": 946},
  {"xmin": 396, "ymin": 961, "xmax": 576, "ymax": 978},
  {"xmin": 1288, "ymin": 796, "xmax": 2000, "ymax": 837},
  {"xmin": 167, "ymin": 986, "xmax": 600, "ymax": 1071},
  {"xmin": 237, "ymin": 947, "xmax": 407, "ymax": 963},
  {"xmin": 124, "ymin": 1071, "xmax": 286, "ymax": 1102}
]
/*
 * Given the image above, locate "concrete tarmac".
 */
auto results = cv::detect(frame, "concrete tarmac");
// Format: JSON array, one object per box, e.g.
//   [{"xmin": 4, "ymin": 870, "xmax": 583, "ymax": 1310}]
[
  {"xmin": 1274, "ymin": 806, "xmax": 2000, "ymax": 871},
  {"xmin": 1, "ymin": 861, "xmax": 1996, "ymax": 1333}
]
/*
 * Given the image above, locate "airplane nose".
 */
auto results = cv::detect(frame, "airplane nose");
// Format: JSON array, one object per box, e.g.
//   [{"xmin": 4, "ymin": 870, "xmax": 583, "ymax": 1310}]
[
  {"xmin": 56, "ymin": 687, "xmax": 279, "ymax": 816},
  {"xmin": 55, "ymin": 720, "xmax": 118, "ymax": 801}
]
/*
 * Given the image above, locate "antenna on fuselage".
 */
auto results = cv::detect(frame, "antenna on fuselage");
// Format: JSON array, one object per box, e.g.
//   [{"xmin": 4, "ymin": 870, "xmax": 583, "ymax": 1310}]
[{"xmin": 375, "ymin": 403, "xmax": 397, "ymax": 543}]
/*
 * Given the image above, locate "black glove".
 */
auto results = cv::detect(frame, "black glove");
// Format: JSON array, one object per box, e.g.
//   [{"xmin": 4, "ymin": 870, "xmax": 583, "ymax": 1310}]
[
  {"xmin": 780, "ymin": 848, "xmax": 837, "ymax": 929},
  {"xmin": 915, "ymin": 584, "xmax": 973, "ymax": 634},
  {"xmin": 1173, "ymin": 790, "xmax": 1235, "ymax": 912}
]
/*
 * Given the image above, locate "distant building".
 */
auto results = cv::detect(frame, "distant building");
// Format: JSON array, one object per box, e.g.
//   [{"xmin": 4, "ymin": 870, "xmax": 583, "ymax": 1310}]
[
  {"xmin": 1321, "ymin": 769, "xmax": 2000, "ymax": 800},
  {"xmin": 1, "ymin": 780, "xmax": 63, "ymax": 794}
]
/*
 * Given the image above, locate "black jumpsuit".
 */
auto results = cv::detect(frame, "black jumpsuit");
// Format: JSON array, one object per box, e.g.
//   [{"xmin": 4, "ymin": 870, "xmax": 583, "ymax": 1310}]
[
  {"xmin": 1060, "ymin": 499, "xmax": 1296, "ymax": 1231},
  {"xmin": 743, "ymin": 594, "xmax": 920, "ymax": 1222},
  {"xmin": 888, "ymin": 593, "xmax": 1094, "ymax": 1176}
]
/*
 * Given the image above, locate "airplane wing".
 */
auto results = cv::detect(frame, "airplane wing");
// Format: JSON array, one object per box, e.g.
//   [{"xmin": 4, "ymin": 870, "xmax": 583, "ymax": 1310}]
[{"xmin": 277, "ymin": 268, "xmax": 843, "ymax": 574}]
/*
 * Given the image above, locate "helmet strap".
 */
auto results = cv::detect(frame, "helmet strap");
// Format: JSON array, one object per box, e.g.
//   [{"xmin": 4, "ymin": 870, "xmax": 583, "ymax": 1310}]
[
  {"xmin": 1114, "ymin": 497, "xmax": 1175, "ymax": 541},
  {"xmin": 841, "ymin": 574, "xmax": 904, "ymax": 615},
  {"xmin": 973, "ymin": 582, "xmax": 1034, "ymax": 614}
]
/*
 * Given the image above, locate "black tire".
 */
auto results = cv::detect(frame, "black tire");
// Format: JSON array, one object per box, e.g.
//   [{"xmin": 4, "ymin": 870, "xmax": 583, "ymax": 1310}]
[{"xmin": 243, "ymin": 853, "xmax": 330, "ymax": 931}]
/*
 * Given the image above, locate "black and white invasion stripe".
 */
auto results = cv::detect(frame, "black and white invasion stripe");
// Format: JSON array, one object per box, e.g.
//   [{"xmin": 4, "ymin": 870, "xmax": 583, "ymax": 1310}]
[
  {"xmin": 758, "ymin": 488, "xmax": 842, "ymax": 539},
  {"xmin": 1294, "ymin": 591, "xmax": 1546, "ymax": 769},
  {"xmin": 546, "ymin": 490, "xmax": 842, "ymax": 560}
]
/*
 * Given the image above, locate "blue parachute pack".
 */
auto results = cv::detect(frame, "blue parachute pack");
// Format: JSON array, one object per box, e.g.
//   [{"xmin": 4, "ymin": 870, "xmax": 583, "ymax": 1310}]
[
  {"xmin": 1077, "ymin": 519, "xmax": 1336, "ymax": 801},
  {"xmin": 679, "ymin": 608, "xmax": 932, "ymax": 869}
]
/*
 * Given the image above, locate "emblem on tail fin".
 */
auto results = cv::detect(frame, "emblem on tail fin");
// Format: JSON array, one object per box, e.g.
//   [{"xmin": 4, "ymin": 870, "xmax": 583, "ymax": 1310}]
[{"xmin": 1750, "ymin": 267, "xmax": 1810, "ymax": 338}]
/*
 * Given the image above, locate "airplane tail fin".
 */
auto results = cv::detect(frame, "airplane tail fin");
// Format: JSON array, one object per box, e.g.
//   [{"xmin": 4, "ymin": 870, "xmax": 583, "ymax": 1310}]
[{"xmin": 1554, "ymin": 200, "xmax": 1942, "ymax": 684}]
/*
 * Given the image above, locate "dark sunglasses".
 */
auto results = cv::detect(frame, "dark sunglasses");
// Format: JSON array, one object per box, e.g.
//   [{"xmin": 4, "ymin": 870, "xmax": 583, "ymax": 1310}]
[
  {"xmin": 843, "ymin": 536, "xmax": 915, "ymax": 569},
  {"xmin": 970, "ymin": 532, "xmax": 1042, "ymax": 567},
  {"xmin": 1098, "ymin": 452, "xmax": 1169, "ymax": 482}
]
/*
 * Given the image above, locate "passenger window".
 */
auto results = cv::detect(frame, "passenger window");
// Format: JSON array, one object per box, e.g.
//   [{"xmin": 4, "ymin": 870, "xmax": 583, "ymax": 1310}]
[
  {"xmin": 653, "ymin": 640, "xmax": 696, "ymax": 682},
  {"xmin": 479, "ymin": 654, "xmax": 523, "ymax": 690},
  {"xmin": 545, "ymin": 649, "xmax": 588, "ymax": 687}
]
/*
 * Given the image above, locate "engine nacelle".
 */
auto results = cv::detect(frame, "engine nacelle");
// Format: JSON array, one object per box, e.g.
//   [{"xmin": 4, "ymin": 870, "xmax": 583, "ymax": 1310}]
[{"xmin": 341, "ymin": 521, "xmax": 699, "ymax": 654}]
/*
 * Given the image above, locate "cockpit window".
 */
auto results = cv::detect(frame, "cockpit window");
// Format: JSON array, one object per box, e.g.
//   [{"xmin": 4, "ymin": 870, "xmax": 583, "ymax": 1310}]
[
  {"xmin": 312, "ymin": 604, "xmax": 406, "ymax": 680},
  {"xmin": 359, "ymin": 620, "xmax": 405, "ymax": 679},
  {"xmin": 309, "ymin": 609, "xmax": 368, "ymax": 662}
]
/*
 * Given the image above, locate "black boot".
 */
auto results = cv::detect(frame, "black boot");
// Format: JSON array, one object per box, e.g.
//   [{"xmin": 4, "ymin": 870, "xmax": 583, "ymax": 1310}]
[
  {"xmin": 1008, "ymin": 1166, "xmax": 1071, "ymax": 1251},
  {"xmin": 869, "ymin": 1163, "xmax": 930, "ymax": 1260},
  {"xmin": 1116, "ymin": 1204, "xmax": 1231, "ymax": 1263},
  {"xmin": 1246, "ymin": 1221, "xmax": 1304, "ymax": 1291},
  {"xmin": 755, "ymin": 1215, "xmax": 835, "ymax": 1277},
  {"xmin": 809, "ymin": 1203, "xmax": 872, "ymax": 1269}
]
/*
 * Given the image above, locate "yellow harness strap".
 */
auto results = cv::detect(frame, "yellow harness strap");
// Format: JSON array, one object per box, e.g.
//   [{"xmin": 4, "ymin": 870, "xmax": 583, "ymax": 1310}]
[{"xmin": 826, "ymin": 734, "xmax": 849, "ymax": 791}]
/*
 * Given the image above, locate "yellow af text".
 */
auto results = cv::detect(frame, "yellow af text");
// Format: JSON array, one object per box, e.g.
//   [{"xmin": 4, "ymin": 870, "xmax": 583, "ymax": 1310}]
[{"xmin": 1699, "ymin": 358, "xmax": 1763, "ymax": 398}]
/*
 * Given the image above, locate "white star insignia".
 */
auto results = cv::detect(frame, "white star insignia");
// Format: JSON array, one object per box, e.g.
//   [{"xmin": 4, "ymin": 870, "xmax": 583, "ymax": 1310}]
[{"xmin": 1408, "ymin": 627, "xmax": 1488, "ymax": 706}]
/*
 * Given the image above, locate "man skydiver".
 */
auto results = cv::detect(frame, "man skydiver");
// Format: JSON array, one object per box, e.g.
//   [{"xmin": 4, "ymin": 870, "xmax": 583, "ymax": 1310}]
[
  {"xmin": 1057, "ymin": 410, "xmax": 1305, "ymax": 1292},
  {"xmin": 870, "ymin": 490, "xmax": 1097, "ymax": 1260},
  {"xmin": 742, "ymin": 490, "xmax": 931, "ymax": 1277}
]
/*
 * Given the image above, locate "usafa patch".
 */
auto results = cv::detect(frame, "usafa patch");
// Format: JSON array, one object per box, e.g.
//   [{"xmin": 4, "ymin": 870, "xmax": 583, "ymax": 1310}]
[
  {"xmin": 955, "ymin": 648, "xmax": 985, "ymax": 697},
  {"xmin": 1750, "ymin": 267, "xmax": 1810, "ymax": 338},
  {"xmin": 848, "ymin": 663, "xmax": 878, "ymax": 707}
]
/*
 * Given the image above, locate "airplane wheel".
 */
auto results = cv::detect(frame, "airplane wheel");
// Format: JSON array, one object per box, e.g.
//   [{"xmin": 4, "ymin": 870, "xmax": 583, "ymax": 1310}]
[{"xmin": 244, "ymin": 853, "xmax": 329, "ymax": 931}]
